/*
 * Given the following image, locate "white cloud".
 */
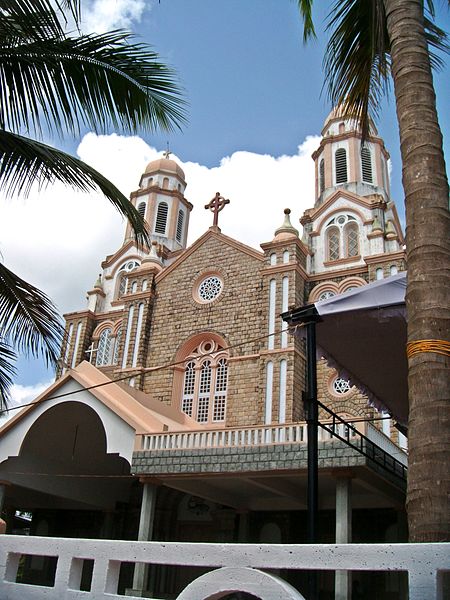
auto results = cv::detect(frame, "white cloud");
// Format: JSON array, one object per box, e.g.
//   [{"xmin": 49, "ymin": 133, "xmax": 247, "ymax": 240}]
[
  {"xmin": 81, "ymin": 0, "xmax": 148, "ymax": 34},
  {"xmin": 0, "ymin": 381, "xmax": 53, "ymax": 424},
  {"xmin": 0, "ymin": 132, "xmax": 319, "ymax": 319},
  {"xmin": 0, "ymin": 132, "xmax": 320, "ymax": 396}
]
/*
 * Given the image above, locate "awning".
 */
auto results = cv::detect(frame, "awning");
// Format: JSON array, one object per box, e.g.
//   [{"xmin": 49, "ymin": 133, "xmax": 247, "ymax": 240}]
[{"xmin": 282, "ymin": 272, "xmax": 408, "ymax": 425}]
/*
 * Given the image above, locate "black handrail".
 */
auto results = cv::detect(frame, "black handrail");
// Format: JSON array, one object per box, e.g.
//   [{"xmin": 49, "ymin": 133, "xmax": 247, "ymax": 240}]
[{"xmin": 317, "ymin": 400, "xmax": 407, "ymax": 481}]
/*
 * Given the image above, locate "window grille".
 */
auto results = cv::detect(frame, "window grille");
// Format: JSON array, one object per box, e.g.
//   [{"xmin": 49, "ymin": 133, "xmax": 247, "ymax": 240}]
[
  {"xmin": 119, "ymin": 275, "xmax": 128, "ymax": 297},
  {"xmin": 182, "ymin": 361, "xmax": 195, "ymax": 417},
  {"xmin": 319, "ymin": 158, "xmax": 325, "ymax": 194},
  {"xmin": 335, "ymin": 148, "xmax": 348, "ymax": 183},
  {"xmin": 176, "ymin": 209, "xmax": 184, "ymax": 242},
  {"xmin": 137, "ymin": 202, "xmax": 146, "ymax": 218},
  {"xmin": 346, "ymin": 223, "xmax": 359, "ymax": 257},
  {"xmin": 327, "ymin": 227, "xmax": 340, "ymax": 261},
  {"xmin": 180, "ymin": 342, "xmax": 228, "ymax": 424},
  {"xmin": 96, "ymin": 328, "xmax": 112, "ymax": 366},
  {"xmin": 197, "ymin": 361, "xmax": 212, "ymax": 422},
  {"xmin": 361, "ymin": 146, "xmax": 373, "ymax": 183},
  {"xmin": 155, "ymin": 202, "xmax": 168, "ymax": 234},
  {"xmin": 213, "ymin": 358, "xmax": 228, "ymax": 422}
]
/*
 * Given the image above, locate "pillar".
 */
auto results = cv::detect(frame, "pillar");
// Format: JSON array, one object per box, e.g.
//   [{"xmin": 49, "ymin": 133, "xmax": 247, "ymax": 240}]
[
  {"xmin": 126, "ymin": 483, "xmax": 157, "ymax": 597},
  {"xmin": 335, "ymin": 477, "xmax": 352, "ymax": 600}
]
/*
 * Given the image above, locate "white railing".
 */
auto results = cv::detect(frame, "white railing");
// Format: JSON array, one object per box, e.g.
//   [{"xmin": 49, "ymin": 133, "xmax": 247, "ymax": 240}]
[
  {"xmin": 139, "ymin": 421, "xmax": 363, "ymax": 451},
  {"xmin": 0, "ymin": 536, "xmax": 448, "ymax": 600}
]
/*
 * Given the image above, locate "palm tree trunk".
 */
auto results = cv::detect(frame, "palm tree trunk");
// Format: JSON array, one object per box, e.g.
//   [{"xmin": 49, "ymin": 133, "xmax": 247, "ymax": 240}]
[{"xmin": 383, "ymin": 0, "xmax": 450, "ymax": 542}]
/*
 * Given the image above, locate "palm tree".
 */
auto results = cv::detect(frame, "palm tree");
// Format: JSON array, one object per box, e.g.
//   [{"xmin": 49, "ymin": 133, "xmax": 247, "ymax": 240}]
[
  {"xmin": 297, "ymin": 1, "xmax": 449, "ymax": 543},
  {"xmin": 0, "ymin": 0, "xmax": 186, "ymax": 407}
]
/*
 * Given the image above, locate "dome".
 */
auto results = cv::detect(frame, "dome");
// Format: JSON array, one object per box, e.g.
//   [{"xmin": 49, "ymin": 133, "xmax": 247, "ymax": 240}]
[
  {"xmin": 144, "ymin": 157, "xmax": 185, "ymax": 181},
  {"xmin": 322, "ymin": 104, "xmax": 378, "ymax": 136}
]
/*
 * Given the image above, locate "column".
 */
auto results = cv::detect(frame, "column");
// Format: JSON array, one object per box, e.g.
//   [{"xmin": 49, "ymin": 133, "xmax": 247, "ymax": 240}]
[
  {"xmin": 126, "ymin": 483, "xmax": 157, "ymax": 597},
  {"xmin": 335, "ymin": 477, "xmax": 352, "ymax": 600}
]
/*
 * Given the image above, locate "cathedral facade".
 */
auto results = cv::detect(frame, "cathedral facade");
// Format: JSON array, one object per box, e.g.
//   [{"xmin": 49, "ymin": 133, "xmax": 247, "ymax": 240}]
[{"xmin": 0, "ymin": 110, "xmax": 408, "ymax": 599}]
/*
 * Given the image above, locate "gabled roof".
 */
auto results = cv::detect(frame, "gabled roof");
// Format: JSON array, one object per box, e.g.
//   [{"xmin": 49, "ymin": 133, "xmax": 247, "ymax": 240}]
[
  {"xmin": 156, "ymin": 227, "xmax": 264, "ymax": 284},
  {"xmin": 301, "ymin": 189, "xmax": 385, "ymax": 226},
  {"xmin": 0, "ymin": 362, "xmax": 196, "ymax": 438}
]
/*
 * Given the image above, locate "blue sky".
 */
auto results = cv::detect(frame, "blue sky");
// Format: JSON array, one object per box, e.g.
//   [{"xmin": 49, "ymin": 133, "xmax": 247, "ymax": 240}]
[{"xmin": 1, "ymin": 0, "xmax": 449, "ymax": 413}]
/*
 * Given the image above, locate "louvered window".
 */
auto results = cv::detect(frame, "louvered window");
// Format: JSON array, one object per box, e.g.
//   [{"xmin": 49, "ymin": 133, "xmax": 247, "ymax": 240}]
[
  {"xmin": 155, "ymin": 202, "xmax": 168, "ymax": 234},
  {"xmin": 319, "ymin": 158, "xmax": 325, "ymax": 194},
  {"xmin": 335, "ymin": 149, "xmax": 348, "ymax": 183},
  {"xmin": 361, "ymin": 147, "xmax": 373, "ymax": 183},
  {"xmin": 137, "ymin": 202, "xmax": 146, "ymax": 218},
  {"xmin": 176, "ymin": 209, "xmax": 184, "ymax": 242}
]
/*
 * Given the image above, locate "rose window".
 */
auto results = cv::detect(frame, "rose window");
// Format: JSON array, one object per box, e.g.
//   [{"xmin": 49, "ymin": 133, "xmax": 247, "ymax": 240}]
[{"xmin": 197, "ymin": 276, "xmax": 223, "ymax": 303}]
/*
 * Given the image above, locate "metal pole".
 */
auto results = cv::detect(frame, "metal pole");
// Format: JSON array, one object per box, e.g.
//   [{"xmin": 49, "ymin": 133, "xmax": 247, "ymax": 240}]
[{"xmin": 305, "ymin": 318, "xmax": 318, "ymax": 599}]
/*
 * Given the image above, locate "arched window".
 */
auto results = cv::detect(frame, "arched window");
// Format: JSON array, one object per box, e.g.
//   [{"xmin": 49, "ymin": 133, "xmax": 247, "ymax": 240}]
[
  {"xmin": 137, "ymin": 202, "xmax": 146, "ymax": 218},
  {"xmin": 96, "ymin": 328, "xmax": 113, "ymax": 366},
  {"xmin": 180, "ymin": 339, "xmax": 229, "ymax": 423},
  {"xmin": 361, "ymin": 146, "xmax": 373, "ymax": 183},
  {"xmin": 155, "ymin": 202, "xmax": 168, "ymax": 234},
  {"xmin": 376, "ymin": 267, "xmax": 384, "ymax": 280},
  {"xmin": 176, "ymin": 209, "xmax": 184, "ymax": 242},
  {"xmin": 118, "ymin": 275, "xmax": 128, "ymax": 297},
  {"xmin": 327, "ymin": 226, "xmax": 340, "ymax": 261},
  {"xmin": 390, "ymin": 265, "xmax": 398, "ymax": 276},
  {"xmin": 319, "ymin": 158, "xmax": 325, "ymax": 194},
  {"xmin": 335, "ymin": 148, "xmax": 348, "ymax": 183},
  {"xmin": 162, "ymin": 177, "xmax": 169, "ymax": 189},
  {"xmin": 345, "ymin": 222, "xmax": 359, "ymax": 257}
]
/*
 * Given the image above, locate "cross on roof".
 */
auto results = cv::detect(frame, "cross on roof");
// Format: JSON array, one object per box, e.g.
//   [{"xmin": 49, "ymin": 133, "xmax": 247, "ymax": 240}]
[{"xmin": 204, "ymin": 192, "xmax": 230, "ymax": 227}]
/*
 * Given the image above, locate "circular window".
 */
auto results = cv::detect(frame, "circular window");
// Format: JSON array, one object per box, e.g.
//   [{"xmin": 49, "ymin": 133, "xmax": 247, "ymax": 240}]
[
  {"xmin": 196, "ymin": 275, "xmax": 223, "ymax": 303},
  {"xmin": 333, "ymin": 377, "xmax": 351, "ymax": 395},
  {"xmin": 318, "ymin": 290, "xmax": 336, "ymax": 302}
]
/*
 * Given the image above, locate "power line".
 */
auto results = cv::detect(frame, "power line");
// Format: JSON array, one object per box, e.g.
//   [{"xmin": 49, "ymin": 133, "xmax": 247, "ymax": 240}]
[{"xmin": 1, "ymin": 325, "xmax": 303, "ymax": 415}]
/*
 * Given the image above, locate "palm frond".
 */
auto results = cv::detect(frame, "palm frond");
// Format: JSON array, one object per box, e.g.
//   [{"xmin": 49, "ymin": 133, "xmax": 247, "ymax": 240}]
[
  {"xmin": 322, "ymin": 0, "xmax": 448, "ymax": 138},
  {"xmin": 0, "ymin": 26, "xmax": 187, "ymax": 138},
  {"xmin": 0, "ymin": 261, "xmax": 64, "ymax": 372},
  {"xmin": 296, "ymin": 1, "xmax": 316, "ymax": 41},
  {"xmin": 0, "ymin": 340, "xmax": 17, "ymax": 410},
  {"xmin": 0, "ymin": 130, "xmax": 150, "ymax": 247},
  {"xmin": 0, "ymin": 0, "xmax": 80, "ymax": 41},
  {"xmin": 323, "ymin": 0, "xmax": 390, "ymax": 138}
]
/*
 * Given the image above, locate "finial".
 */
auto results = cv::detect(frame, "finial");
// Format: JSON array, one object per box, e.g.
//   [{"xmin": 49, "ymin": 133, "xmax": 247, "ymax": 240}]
[
  {"xmin": 94, "ymin": 273, "xmax": 103, "ymax": 289},
  {"xmin": 273, "ymin": 208, "xmax": 299, "ymax": 239},
  {"xmin": 204, "ymin": 192, "xmax": 230, "ymax": 228}
]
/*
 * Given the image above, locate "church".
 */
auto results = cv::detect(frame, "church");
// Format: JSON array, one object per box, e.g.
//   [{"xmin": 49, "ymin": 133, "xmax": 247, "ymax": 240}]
[{"xmin": 0, "ymin": 109, "xmax": 408, "ymax": 598}]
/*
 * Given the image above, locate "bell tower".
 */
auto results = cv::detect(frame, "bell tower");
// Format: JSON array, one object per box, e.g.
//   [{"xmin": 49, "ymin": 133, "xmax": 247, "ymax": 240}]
[
  {"xmin": 312, "ymin": 106, "xmax": 391, "ymax": 206},
  {"xmin": 124, "ymin": 153, "xmax": 193, "ymax": 253}
]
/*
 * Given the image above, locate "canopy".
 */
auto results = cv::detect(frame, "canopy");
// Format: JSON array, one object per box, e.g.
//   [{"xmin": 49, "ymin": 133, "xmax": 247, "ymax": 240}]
[{"xmin": 283, "ymin": 272, "xmax": 408, "ymax": 425}]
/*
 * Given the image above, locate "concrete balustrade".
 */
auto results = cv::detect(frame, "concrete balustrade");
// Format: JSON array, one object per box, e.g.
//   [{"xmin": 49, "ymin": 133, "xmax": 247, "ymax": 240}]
[{"xmin": 0, "ymin": 536, "xmax": 448, "ymax": 599}]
